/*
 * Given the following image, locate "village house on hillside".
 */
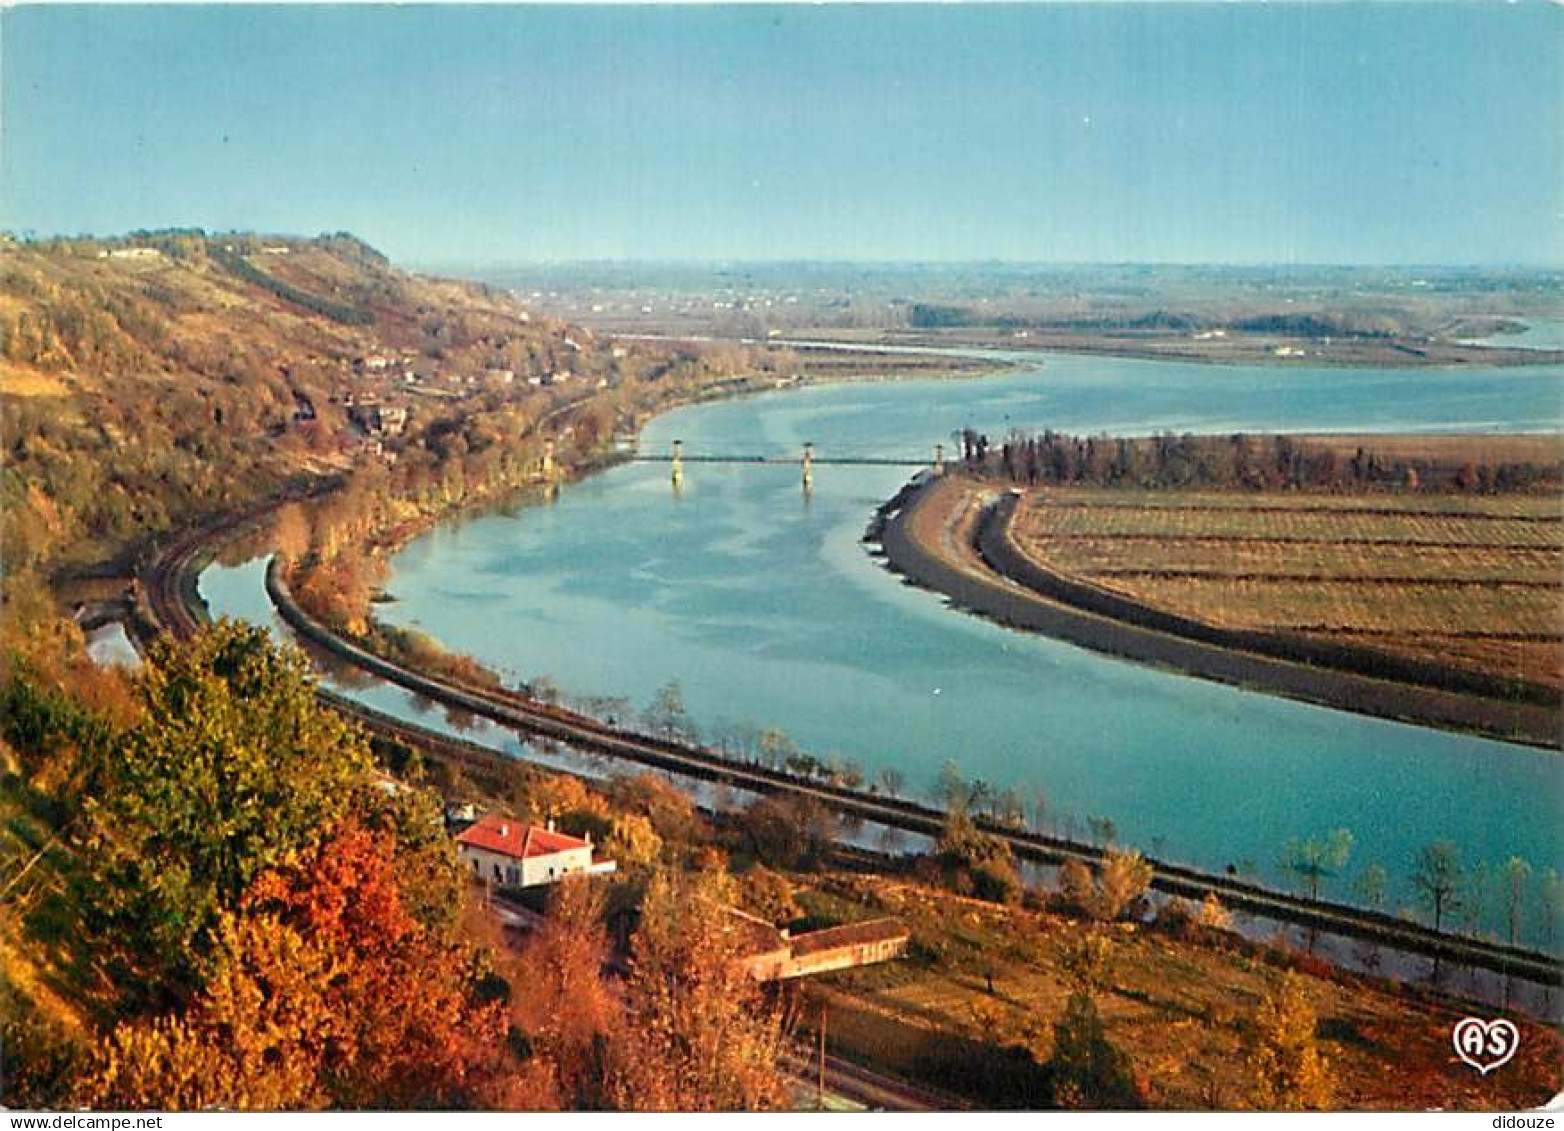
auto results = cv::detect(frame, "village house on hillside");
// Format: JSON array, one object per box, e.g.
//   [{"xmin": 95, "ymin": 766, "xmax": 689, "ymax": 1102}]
[{"xmin": 455, "ymin": 812, "xmax": 616, "ymax": 889}]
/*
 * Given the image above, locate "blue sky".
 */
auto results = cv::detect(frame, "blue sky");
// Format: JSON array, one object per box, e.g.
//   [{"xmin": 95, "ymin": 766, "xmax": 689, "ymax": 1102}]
[{"xmin": 4, "ymin": 3, "xmax": 1561, "ymax": 266}]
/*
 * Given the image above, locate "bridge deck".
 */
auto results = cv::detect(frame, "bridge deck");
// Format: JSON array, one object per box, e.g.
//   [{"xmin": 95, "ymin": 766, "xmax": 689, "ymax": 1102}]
[{"xmin": 633, "ymin": 455, "xmax": 930, "ymax": 467}]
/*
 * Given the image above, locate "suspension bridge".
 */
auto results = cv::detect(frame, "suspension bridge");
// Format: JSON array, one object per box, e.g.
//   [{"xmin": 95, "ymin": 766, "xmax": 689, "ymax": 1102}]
[{"xmin": 631, "ymin": 440, "xmax": 947, "ymax": 488}]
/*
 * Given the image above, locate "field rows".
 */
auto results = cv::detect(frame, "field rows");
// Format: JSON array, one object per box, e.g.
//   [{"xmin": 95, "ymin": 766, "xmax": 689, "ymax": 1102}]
[
  {"xmin": 1014, "ymin": 490, "xmax": 1564, "ymax": 689},
  {"xmin": 1029, "ymin": 507, "xmax": 1564, "ymax": 549},
  {"xmin": 1093, "ymin": 576, "xmax": 1557, "ymax": 636},
  {"xmin": 1034, "ymin": 538, "xmax": 1563, "ymax": 586},
  {"xmin": 1361, "ymin": 637, "xmax": 1563, "ymax": 689},
  {"xmin": 1035, "ymin": 487, "xmax": 1562, "ymax": 520}
]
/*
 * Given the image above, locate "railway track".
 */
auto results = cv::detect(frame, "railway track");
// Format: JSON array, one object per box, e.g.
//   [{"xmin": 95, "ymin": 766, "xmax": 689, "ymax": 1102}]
[{"xmin": 138, "ymin": 497, "xmax": 1564, "ymax": 994}]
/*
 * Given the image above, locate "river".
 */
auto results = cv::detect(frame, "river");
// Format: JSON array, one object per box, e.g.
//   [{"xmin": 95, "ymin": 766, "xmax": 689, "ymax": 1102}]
[
  {"xmin": 201, "ymin": 348, "xmax": 1564, "ymax": 948},
  {"xmin": 1459, "ymin": 317, "xmax": 1564, "ymax": 353}
]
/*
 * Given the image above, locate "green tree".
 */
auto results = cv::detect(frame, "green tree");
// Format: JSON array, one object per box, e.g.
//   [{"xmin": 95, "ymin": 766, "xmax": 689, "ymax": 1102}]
[
  {"xmin": 1409, "ymin": 840, "xmax": 1464, "ymax": 933},
  {"xmin": 1047, "ymin": 993, "xmax": 1141, "ymax": 1110},
  {"xmin": 78, "ymin": 620, "xmax": 372, "ymax": 1003},
  {"xmin": 756, "ymin": 727, "xmax": 799, "ymax": 770},
  {"xmin": 642, "ymin": 681, "xmax": 696, "ymax": 743},
  {"xmin": 1461, "ymin": 860, "xmax": 1491, "ymax": 938},
  {"xmin": 1502, "ymin": 857, "xmax": 1532, "ymax": 949},
  {"xmin": 1538, "ymin": 868, "xmax": 1562, "ymax": 953},
  {"xmin": 1284, "ymin": 829, "xmax": 1354, "ymax": 902},
  {"xmin": 1352, "ymin": 863, "xmax": 1388, "ymax": 912},
  {"xmin": 1059, "ymin": 931, "xmax": 1115, "ymax": 998}
]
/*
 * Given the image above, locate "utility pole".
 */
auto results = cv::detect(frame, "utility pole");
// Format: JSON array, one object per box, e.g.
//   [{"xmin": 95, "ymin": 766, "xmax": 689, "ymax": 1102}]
[
  {"xmin": 802, "ymin": 441, "xmax": 814, "ymax": 493},
  {"xmin": 671, "ymin": 439, "xmax": 684, "ymax": 489},
  {"xmin": 817, "ymin": 1001, "xmax": 827, "ymax": 1111}
]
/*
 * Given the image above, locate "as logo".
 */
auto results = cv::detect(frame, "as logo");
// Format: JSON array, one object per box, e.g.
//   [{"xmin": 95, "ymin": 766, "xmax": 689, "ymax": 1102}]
[{"xmin": 1452, "ymin": 1017, "xmax": 1521, "ymax": 1076}]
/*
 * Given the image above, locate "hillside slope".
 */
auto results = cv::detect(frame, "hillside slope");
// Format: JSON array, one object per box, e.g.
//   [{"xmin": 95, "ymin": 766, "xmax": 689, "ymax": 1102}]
[{"xmin": 0, "ymin": 231, "xmax": 742, "ymax": 580}]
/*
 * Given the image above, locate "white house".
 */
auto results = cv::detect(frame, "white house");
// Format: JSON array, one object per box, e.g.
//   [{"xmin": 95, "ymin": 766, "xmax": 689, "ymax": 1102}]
[{"xmin": 455, "ymin": 813, "xmax": 616, "ymax": 889}]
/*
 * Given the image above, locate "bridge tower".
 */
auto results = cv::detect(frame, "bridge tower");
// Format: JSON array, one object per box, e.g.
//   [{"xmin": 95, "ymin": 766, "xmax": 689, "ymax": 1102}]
[
  {"xmin": 934, "ymin": 443, "xmax": 945, "ymax": 476},
  {"xmin": 802, "ymin": 442, "xmax": 814, "ymax": 492},
  {"xmin": 671, "ymin": 439, "xmax": 684, "ymax": 488}
]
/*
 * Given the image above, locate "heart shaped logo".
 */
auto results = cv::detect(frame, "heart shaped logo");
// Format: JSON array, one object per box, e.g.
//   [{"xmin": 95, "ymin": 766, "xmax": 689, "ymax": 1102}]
[{"xmin": 1452, "ymin": 1017, "xmax": 1521, "ymax": 1076}]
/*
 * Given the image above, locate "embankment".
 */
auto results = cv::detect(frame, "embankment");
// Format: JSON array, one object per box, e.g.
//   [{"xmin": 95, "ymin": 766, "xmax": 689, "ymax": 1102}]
[
  {"xmin": 874, "ymin": 476, "xmax": 1561, "ymax": 749},
  {"xmin": 253, "ymin": 553, "xmax": 1559, "ymax": 988}
]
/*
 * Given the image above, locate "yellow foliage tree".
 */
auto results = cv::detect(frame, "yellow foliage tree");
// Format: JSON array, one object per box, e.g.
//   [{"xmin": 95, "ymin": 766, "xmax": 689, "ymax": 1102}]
[
  {"xmin": 80, "ymin": 913, "xmax": 338, "ymax": 1111},
  {"xmin": 603, "ymin": 811, "xmax": 663, "ymax": 869},
  {"xmin": 1246, "ymin": 971, "xmax": 1333, "ymax": 1111},
  {"xmin": 1092, "ymin": 850, "xmax": 1154, "ymax": 922},
  {"xmin": 607, "ymin": 868, "xmax": 788, "ymax": 1111}
]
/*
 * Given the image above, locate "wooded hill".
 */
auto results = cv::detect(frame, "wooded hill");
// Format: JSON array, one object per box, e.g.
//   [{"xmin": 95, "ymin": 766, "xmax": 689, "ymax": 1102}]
[{"xmin": 1, "ymin": 230, "xmax": 758, "ymax": 583}]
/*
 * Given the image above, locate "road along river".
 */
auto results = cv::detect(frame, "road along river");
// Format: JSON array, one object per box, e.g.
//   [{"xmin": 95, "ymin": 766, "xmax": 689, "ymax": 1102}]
[{"xmin": 201, "ymin": 348, "xmax": 1564, "ymax": 951}]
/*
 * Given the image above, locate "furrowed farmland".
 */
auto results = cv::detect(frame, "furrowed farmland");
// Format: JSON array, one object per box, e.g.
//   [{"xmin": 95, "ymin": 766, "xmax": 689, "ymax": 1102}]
[{"xmin": 1013, "ymin": 490, "xmax": 1563, "ymax": 691}]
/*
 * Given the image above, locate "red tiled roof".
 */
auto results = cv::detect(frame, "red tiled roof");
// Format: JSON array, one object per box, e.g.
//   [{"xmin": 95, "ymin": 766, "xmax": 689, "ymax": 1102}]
[{"xmin": 456, "ymin": 814, "xmax": 590, "ymax": 861}]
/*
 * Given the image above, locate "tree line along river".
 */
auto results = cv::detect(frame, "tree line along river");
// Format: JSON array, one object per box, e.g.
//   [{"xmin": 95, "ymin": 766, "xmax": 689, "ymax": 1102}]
[{"xmin": 200, "ymin": 347, "xmax": 1564, "ymax": 950}]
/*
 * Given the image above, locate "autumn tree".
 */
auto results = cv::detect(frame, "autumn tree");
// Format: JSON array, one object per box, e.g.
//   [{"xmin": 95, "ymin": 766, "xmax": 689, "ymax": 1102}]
[
  {"xmin": 78, "ymin": 620, "xmax": 371, "ymax": 1003},
  {"xmin": 1093, "ymin": 850, "xmax": 1154, "ymax": 922},
  {"xmin": 607, "ymin": 868, "xmax": 789, "ymax": 1111},
  {"xmin": 743, "ymin": 791, "xmax": 838, "ymax": 872},
  {"xmin": 1195, "ymin": 893, "xmax": 1233, "ymax": 933},
  {"xmin": 1058, "ymin": 858, "xmax": 1095, "ymax": 913},
  {"xmin": 739, "ymin": 865, "xmax": 801, "ymax": 927},
  {"xmin": 938, "ymin": 805, "xmax": 1021, "ymax": 903},
  {"xmin": 508, "ymin": 877, "xmax": 621, "ymax": 1108},
  {"xmin": 1246, "ymin": 971, "xmax": 1333, "ymax": 1111},
  {"xmin": 85, "ymin": 820, "xmax": 521, "ymax": 1111},
  {"xmin": 603, "ymin": 811, "xmax": 663, "ymax": 870},
  {"xmin": 1059, "ymin": 931, "xmax": 1115, "ymax": 998},
  {"xmin": 271, "ymin": 501, "xmax": 312, "ymax": 566},
  {"xmin": 80, "ymin": 912, "xmax": 342, "ymax": 1111}
]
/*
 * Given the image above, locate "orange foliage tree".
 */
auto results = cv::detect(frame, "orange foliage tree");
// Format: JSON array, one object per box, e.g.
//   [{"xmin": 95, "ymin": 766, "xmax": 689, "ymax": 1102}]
[
  {"xmin": 82, "ymin": 823, "xmax": 526, "ymax": 1111},
  {"xmin": 606, "ymin": 868, "xmax": 789, "ymax": 1111}
]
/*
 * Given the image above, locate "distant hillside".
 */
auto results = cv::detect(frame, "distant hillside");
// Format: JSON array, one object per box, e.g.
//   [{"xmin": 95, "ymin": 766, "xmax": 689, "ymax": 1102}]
[{"xmin": 0, "ymin": 231, "xmax": 748, "ymax": 579}]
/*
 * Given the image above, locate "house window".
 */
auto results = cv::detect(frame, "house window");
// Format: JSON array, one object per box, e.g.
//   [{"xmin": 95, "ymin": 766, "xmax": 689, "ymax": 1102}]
[
  {"xmin": 506, "ymin": 866, "xmax": 520, "ymax": 886},
  {"xmin": 492, "ymin": 863, "xmax": 503, "ymax": 883},
  {"xmin": 470, "ymin": 859, "xmax": 479, "ymax": 875}
]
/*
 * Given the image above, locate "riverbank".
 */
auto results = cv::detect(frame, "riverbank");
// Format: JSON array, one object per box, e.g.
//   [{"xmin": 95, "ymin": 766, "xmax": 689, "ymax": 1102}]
[
  {"xmin": 730, "ymin": 326, "xmax": 1564, "ymax": 371},
  {"xmin": 250, "ymin": 547, "xmax": 1563, "ymax": 992},
  {"xmin": 874, "ymin": 473, "xmax": 1562, "ymax": 749}
]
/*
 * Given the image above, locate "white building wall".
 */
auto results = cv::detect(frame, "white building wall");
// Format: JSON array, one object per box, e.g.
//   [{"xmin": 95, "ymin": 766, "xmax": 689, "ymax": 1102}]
[
  {"xmin": 521, "ymin": 845, "xmax": 594, "ymax": 886},
  {"xmin": 458, "ymin": 842, "xmax": 594, "ymax": 888}
]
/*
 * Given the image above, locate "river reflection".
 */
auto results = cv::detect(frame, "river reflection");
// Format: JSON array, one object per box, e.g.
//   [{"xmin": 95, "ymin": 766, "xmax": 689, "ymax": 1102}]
[{"xmin": 204, "ymin": 349, "xmax": 1564, "ymax": 951}]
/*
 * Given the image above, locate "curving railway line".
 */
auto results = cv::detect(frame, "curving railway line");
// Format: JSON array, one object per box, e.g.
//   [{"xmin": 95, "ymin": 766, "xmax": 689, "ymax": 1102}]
[{"xmin": 136, "ymin": 495, "xmax": 1562, "ymax": 997}]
